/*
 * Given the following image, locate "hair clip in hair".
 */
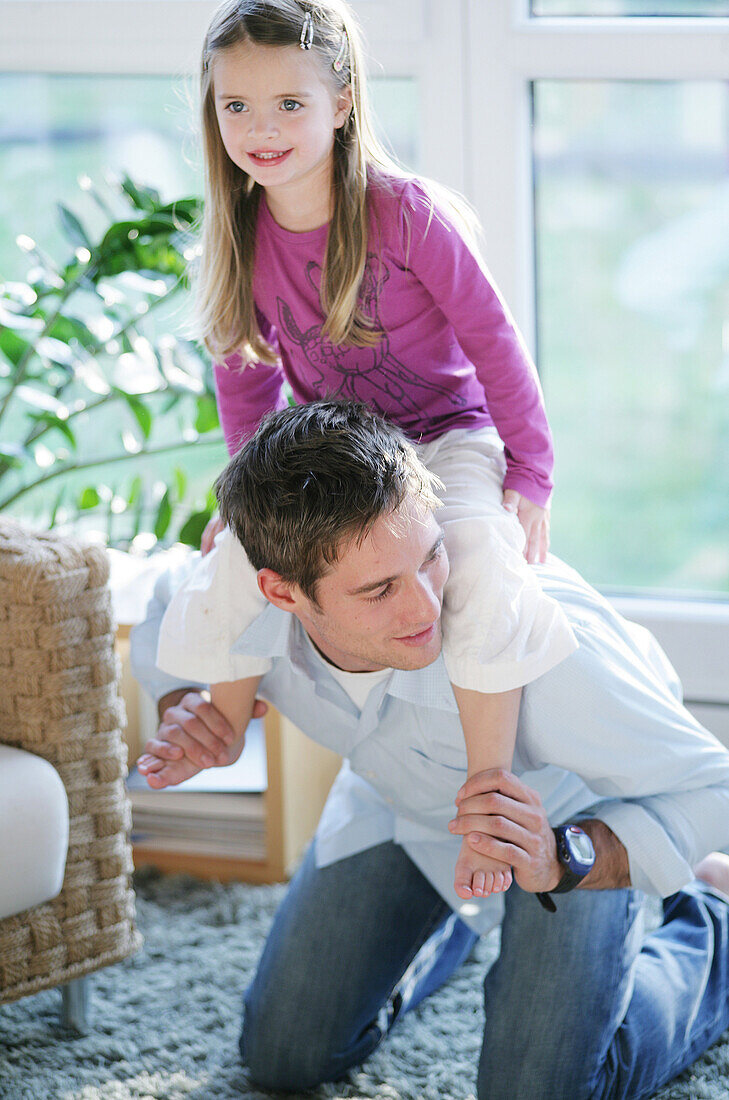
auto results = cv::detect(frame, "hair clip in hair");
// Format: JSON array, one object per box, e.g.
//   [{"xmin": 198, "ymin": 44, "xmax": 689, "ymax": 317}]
[
  {"xmin": 332, "ymin": 30, "xmax": 348, "ymax": 73},
  {"xmin": 202, "ymin": 56, "xmax": 209, "ymax": 73},
  {"xmin": 300, "ymin": 10, "xmax": 314, "ymax": 50}
]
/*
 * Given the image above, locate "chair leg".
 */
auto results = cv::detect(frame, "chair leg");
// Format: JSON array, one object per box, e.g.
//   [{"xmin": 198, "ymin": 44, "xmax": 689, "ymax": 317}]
[{"xmin": 61, "ymin": 976, "xmax": 90, "ymax": 1032}]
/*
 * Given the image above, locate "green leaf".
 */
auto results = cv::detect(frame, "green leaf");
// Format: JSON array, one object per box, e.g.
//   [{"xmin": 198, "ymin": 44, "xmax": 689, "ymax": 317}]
[
  {"xmin": 195, "ymin": 394, "xmax": 220, "ymax": 433},
  {"xmin": 28, "ymin": 412, "xmax": 78, "ymax": 450},
  {"xmin": 158, "ymin": 197, "xmax": 202, "ymax": 226},
  {"xmin": 49, "ymin": 488, "xmax": 65, "ymax": 527},
  {"xmin": 127, "ymin": 476, "xmax": 143, "ymax": 506},
  {"xmin": 123, "ymin": 394, "xmax": 153, "ymax": 440},
  {"xmin": 173, "ymin": 466, "xmax": 187, "ymax": 499},
  {"xmin": 0, "ymin": 324, "xmax": 30, "ymax": 367},
  {"xmin": 79, "ymin": 486, "xmax": 101, "ymax": 510},
  {"xmin": 178, "ymin": 508, "xmax": 213, "ymax": 549},
  {"xmin": 47, "ymin": 314, "xmax": 96, "ymax": 350},
  {"xmin": 120, "ymin": 176, "xmax": 161, "ymax": 213},
  {"xmin": 93, "ymin": 215, "xmax": 189, "ymax": 280},
  {"xmin": 154, "ymin": 489, "xmax": 172, "ymax": 540},
  {"xmin": 0, "ymin": 443, "xmax": 27, "ymax": 468},
  {"xmin": 57, "ymin": 203, "xmax": 92, "ymax": 251}
]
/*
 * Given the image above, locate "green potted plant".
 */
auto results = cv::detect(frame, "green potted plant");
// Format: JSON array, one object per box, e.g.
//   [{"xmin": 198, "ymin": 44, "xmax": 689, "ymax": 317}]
[{"xmin": 0, "ymin": 175, "xmax": 226, "ymax": 551}]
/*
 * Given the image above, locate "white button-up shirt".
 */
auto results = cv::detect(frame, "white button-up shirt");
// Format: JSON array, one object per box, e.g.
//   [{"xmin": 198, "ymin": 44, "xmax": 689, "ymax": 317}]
[{"xmin": 132, "ymin": 555, "xmax": 729, "ymax": 935}]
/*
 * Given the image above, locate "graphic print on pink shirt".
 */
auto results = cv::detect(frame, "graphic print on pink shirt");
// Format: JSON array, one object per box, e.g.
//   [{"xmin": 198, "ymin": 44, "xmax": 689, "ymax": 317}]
[{"xmin": 275, "ymin": 258, "xmax": 467, "ymax": 419}]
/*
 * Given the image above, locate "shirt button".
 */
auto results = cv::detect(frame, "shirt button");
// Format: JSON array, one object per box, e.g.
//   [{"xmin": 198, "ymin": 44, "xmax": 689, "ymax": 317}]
[{"xmin": 365, "ymin": 770, "xmax": 376, "ymax": 779}]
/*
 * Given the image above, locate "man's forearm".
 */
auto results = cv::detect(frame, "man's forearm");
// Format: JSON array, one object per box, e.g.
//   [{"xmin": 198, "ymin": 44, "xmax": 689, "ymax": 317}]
[{"xmin": 578, "ymin": 820, "xmax": 631, "ymax": 891}]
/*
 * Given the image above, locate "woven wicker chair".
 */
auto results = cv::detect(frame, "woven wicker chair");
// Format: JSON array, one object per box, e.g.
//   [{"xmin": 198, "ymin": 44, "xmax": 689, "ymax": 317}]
[{"xmin": 0, "ymin": 520, "xmax": 142, "ymax": 1029}]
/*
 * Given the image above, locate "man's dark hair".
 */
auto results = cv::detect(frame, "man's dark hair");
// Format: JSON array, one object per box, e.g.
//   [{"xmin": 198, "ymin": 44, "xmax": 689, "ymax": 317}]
[{"xmin": 215, "ymin": 401, "xmax": 441, "ymax": 603}]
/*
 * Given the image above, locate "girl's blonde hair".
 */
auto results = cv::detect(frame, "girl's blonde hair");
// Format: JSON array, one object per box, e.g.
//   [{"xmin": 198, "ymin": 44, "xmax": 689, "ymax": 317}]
[{"xmin": 197, "ymin": 0, "xmax": 480, "ymax": 364}]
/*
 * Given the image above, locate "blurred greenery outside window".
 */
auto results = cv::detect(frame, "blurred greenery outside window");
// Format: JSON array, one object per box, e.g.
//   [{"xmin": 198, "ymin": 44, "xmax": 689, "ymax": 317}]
[
  {"xmin": 0, "ymin": 72, "xmax": 417, "ymax": 551},
  {"xmin": 534, "ymin": 80, "xmax": 729, "ymax": 597}
]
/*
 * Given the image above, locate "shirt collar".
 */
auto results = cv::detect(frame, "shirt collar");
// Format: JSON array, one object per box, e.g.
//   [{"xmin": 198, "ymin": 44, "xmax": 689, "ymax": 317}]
[
  {"xmin": 385, "ymin": 662, "xmax": 459, "ymax": 713},
  {"xmin": 231, "ymin": 603, "xmax": 459, "ymax": 713}
]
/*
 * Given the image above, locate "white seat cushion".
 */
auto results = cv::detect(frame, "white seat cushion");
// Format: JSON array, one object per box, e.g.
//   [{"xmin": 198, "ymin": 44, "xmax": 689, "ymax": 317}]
[{"xmin": 0, "ymin": 745, "xmax": 69, "ymax": 920}]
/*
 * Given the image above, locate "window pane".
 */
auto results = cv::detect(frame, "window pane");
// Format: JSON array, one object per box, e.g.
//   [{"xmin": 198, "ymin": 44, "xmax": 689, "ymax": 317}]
[
  {"xmin": 533, "ymin": 80, "xmax": 729, "ymax": 596},
  {"xmin": 532, "ymin": 1, "xmax": 729, "ymax": 13},
  {"xmin": 0, "ymin": 73, "xmax": 417, "ymax": 282},
  {"xmin": 0, "ymin": 74, "xmax": 200, "ymax": 282}
]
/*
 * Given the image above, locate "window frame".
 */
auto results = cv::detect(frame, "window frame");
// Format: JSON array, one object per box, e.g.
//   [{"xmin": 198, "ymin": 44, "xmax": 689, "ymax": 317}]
[{"xmin": 0, "ymin": 0, "xmax": 468, "ymax": 193}]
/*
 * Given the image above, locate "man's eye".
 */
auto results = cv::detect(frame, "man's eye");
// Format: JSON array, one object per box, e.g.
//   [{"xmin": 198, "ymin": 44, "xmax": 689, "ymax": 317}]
[{"xmin": 368, "ymin": 584, "xmax": 392, "ymax": 603}]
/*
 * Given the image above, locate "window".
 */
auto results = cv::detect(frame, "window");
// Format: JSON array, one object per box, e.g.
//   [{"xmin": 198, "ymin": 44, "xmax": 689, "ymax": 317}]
[
  {"xmin": 3, "ymin": 1, "xmax": 727, "ymax": 730},
  {"xmin": 533, "ymin": 79, "xmax": 729, "ymax": 597},
  {"xmin": 468, "ymin": 4, "xmax": 729, "ymax": 738}
]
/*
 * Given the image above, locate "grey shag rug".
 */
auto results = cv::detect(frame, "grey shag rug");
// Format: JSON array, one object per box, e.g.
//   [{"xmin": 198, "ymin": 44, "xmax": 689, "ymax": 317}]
[{"xmin": 0, "ymin": 869, "xmax": 727, "ymax": 1100}]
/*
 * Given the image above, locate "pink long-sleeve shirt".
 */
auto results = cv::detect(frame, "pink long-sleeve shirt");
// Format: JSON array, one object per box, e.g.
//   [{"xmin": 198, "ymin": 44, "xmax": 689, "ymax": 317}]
[{"xmin": 214, "ymin": 173, "xmax": 554, "ymax": 506}]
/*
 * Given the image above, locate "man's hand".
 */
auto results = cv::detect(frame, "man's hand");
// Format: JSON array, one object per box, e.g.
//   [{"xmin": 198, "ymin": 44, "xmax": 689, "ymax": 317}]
[
  {"xmin": 448, "ymin": 769, "xmax": 562, "ymax": 893},
  {"xmin": 137, "ymin": 690, "xmax": 267, "ymax": 786},
  {"xmin": 502, "ymin": 491, "xmax": 549, "ymax": 564},
  {"xmin": 449, "ymin": 769, "xmax": 632, "ymax": 893}
]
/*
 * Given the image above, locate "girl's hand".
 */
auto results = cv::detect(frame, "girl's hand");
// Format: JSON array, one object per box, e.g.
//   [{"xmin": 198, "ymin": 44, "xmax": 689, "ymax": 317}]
[
  {"xmin": 502, "ymin": 490, "xmax": 550, "ymax": 564},
  {"xmin": 201, "ymin": 514, "xmax": 226, "ymax": 556}
]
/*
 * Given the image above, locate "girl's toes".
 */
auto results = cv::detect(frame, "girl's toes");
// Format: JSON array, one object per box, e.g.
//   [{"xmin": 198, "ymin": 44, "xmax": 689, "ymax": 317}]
[
  {"xmin": 454, "ymin": 866, "xmax": 473, "ymax": 899},
  {"xmin": 472, "ymin": 870, "xmax": 486, "ymax": 897}
]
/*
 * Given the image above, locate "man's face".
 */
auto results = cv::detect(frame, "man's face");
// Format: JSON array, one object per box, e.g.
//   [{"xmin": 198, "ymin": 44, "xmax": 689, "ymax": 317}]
[{"xmin": 292, "ymin": 496, "xmax": 449, "ymax": 673}]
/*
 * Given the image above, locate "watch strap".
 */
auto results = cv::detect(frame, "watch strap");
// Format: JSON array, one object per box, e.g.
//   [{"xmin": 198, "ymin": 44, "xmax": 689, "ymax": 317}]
[{"xmin": 536, "ymin": 825, "xmax": 594, "ymax": 912}]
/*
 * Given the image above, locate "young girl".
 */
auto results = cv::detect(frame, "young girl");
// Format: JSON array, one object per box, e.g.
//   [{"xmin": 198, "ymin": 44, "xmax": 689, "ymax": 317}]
[{"xmin": 145, "ymin": 0, "xmax": 577, "ymax": 903}]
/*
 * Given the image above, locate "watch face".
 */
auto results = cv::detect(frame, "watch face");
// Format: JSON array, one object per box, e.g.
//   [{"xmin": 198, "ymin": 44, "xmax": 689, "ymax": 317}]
[
  {"xmin": 568, "ymin": 827, "xmax": 595, "ymax": 863},
  {"xmin": 561, "ymin": 825, "xmax": 596, "ymax": 873}
]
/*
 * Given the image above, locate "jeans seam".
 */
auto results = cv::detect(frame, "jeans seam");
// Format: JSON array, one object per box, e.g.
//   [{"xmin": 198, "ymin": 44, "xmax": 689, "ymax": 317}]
[
  {"xmin": 382, "ymin": 896, "xmax": 455, "ymax": 1022},
  {"xmin": 328, "ymin": 896, "xmax": 455, "ymax": 1073},
  {"xmin": 584, "ymin": 890, "xmax": 638, "ymax": 1100}
]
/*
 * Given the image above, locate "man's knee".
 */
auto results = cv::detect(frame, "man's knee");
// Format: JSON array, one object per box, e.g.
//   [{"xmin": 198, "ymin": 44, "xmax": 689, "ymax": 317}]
[
  {"xmin": 240, "ymin": 980, "xmax": 347, "ymax": 1092},
  {"xmin": 477, "ymin": 887, "xmax": 642, "ymax": 1100}
]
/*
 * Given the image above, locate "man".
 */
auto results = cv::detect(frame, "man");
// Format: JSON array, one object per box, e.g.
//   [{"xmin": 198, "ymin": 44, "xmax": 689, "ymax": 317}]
[{"xmin": 131, "ymin": 400, "xmax": 729, "ymax": 1099}]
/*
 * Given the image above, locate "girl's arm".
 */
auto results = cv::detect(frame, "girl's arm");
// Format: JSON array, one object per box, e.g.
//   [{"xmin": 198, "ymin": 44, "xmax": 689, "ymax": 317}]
[
  {"xmin": 453, "ymin": 685, "xmax": 523, "ymax": 778},
  {"xmin": 451, "ymin": 684, "xmax": 523, "ymax": 898},
  {"xmin": 209, "ymin": 677, "xmax": 263, "ymax": 760},
  {"xmin": 402, "ymin": 181, "xmax": 553, "ymax": 510}
]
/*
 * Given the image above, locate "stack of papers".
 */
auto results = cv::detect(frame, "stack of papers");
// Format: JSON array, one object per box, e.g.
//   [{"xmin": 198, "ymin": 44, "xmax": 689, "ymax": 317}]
[{"xmin": 126, "ymin": 719, "xmax": 268, "ymax": 859}]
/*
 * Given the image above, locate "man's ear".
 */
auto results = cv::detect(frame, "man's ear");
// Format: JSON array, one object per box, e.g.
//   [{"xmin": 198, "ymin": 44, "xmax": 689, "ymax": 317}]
[{"xmin": 257, "ymin": 568, "xmax": 302, "ymax": 612}]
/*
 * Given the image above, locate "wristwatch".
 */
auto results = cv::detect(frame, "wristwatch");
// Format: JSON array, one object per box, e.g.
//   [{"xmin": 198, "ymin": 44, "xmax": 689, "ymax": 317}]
[{"xmin": 536, "ymin": 823, "xmax": 596, "ymax": 913}]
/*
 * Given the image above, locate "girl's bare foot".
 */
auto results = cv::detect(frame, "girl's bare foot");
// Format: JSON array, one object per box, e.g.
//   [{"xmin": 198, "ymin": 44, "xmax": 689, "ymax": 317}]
[
  {"xmin": 137, "ymin": 753, "xmax": 203, "ymax": 789},
  {"xmin": 454, "ymin": 836, "xmax": 512, "ymax": 900}
]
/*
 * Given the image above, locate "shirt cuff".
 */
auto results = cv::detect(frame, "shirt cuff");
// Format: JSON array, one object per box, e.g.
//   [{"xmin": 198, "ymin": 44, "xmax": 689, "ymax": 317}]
[{"xmin": 590, "ymin": 800, "xmax": 694, "ymax": 897}]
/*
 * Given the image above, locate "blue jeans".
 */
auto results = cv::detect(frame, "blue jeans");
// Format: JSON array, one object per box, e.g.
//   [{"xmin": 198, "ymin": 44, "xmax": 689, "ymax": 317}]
[{"xmin": 240, "ymin": 841, "xmax": 729, "ymax": 1098}]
